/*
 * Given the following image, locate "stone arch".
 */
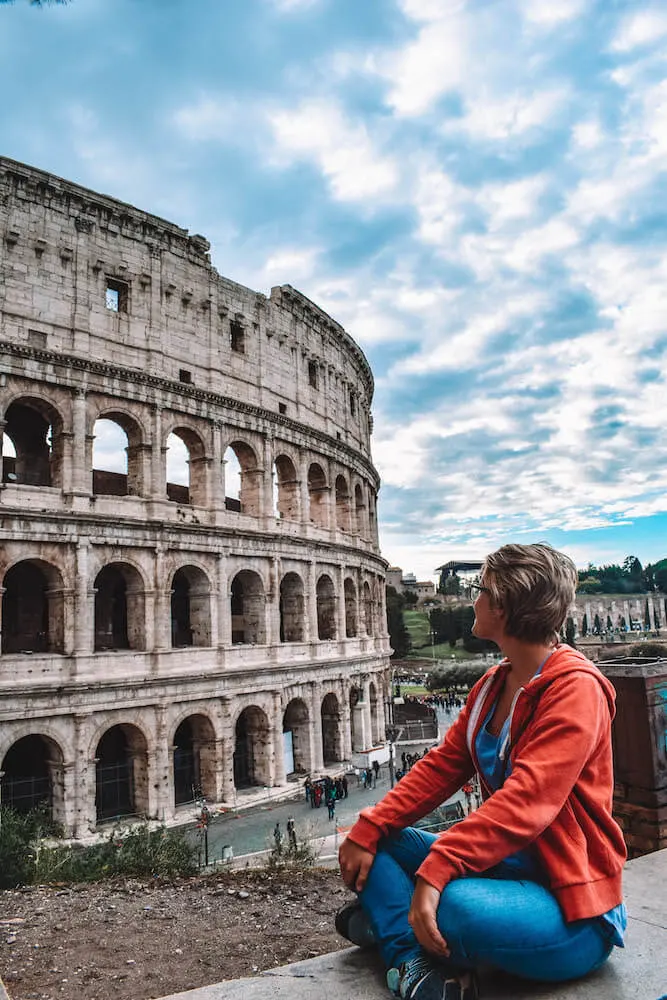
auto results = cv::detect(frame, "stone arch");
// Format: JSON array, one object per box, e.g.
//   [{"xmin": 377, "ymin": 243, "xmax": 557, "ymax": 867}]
[
  {"xmin": 273, "ymin": 453, "xmax": 299, "ymax": 521},
  {"xmin": 321, "ymin": 692, "xmax": 342, "ymax": 765},
  {"xmin": 279, "ymin": 572, "xmax": 305, "ymax": 643},
  {"xmin": 307, "ymin": 462, "xmax": 328, "ymax": 528},
  {"xmin": 224, "ymin": 441, "xmax": 261, "ymax": 516},
  {"xmin": 1, "ymin": 558, "xmax": 65, "ymax": 654},
  {"xmin": 282, "ymin": 698, "xmax": 311, "ymax": 775},
  {"xmin": 344, "ymin": 577, "xmax": 358, "ymax": 638},
  {"xmin": 93, "ymin": 562, "xmax": 146, "ymax": 651},
  {"xmin": 166, "ymin": 425, "xmax": 208, "ymax": 507},
  {"xmin": 230, "ymin": 569, "xmax": 266, "ymax": 645},
  {"xmin": 95, "ymin": 723, "xmax": 149, "ymax": 824},
  {"xmin": 233, "ymin": 705, "xmax": 270, "ymax": 788},
  {"xmin": 362, "ymin": 581, "xmax": 373, "ymax": 636},
  {"xmin": 316, "ymin": 574, "xmax": 337, "ymax": 640},
  {"xmin": 335, "ymin": 474, "xmax": 351, "ymax": 532},
  {"xmin": 2, "ymin": 395, "xmax": 65, "ymax": 488},
  {"xmin": 170, "ymin": 565, "xmax": 212, "ymax": 648},
  {"xmin": 354, "ymin": 483, "xmax": 366, "ymax": 536},
  {"xmin": 92, "ymin": 409, "xmax": 144, "ymax": 497},
  {"xmin": 1, "ymin": 734, "xmax": 66, "ymax": 826},
  {"xmin": 172, "ymin": 713, "xmax": 217, "ymax": 806}
]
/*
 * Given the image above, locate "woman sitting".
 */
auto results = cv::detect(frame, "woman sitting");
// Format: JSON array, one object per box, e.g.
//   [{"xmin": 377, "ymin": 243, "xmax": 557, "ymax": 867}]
[{"xmin": 337, "ymin": 543, "xmax": 627, "ymax": 1000}]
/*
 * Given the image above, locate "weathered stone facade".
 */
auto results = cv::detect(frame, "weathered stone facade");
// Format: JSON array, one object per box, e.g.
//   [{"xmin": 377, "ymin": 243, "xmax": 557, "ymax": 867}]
[{"xmin": 0, "ymin": 157, "xmax": 390, "ymax": 837}]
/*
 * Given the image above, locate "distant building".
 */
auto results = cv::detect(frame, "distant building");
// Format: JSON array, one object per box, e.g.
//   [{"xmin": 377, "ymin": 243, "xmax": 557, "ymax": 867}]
[{"xmin": 386, "ymin": 567, "xmax": 435, "ymax": 601}]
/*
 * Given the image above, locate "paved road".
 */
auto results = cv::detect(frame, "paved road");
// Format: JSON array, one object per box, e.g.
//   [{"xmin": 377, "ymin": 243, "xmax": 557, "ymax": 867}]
[{"xmin": 184, "ymin": 706, "xmax": 465, "ymax": 865}]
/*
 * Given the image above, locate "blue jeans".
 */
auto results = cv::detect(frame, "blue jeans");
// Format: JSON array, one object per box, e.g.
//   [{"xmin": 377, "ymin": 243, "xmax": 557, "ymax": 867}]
[{"xmin": 359, "ymin": 828, "xmax": 614, "ymax": 982}]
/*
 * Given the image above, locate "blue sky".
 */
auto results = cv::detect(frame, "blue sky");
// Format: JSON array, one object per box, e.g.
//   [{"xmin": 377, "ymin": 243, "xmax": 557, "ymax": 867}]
[{"xmin": 2, "ymin": 0, "xmax": 667, "ymax": 580}]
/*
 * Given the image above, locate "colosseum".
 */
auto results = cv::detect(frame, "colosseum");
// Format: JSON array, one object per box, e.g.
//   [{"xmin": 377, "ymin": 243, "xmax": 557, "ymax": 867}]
[{"xmin": 0, "ymin": 156, "xmax": 391, "ymax": 839}]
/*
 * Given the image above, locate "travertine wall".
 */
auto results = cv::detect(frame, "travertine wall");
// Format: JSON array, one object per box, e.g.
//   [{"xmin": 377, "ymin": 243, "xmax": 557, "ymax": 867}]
[{"xmin": 0, "ymin": 157, "xmax": 390, "ymax": 837}]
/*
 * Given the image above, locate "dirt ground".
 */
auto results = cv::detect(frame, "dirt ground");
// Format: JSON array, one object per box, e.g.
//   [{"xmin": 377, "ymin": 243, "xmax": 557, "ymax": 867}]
[{"xmin": 0, "ymin": 868, "xmax": 355, "ymax": 1000}]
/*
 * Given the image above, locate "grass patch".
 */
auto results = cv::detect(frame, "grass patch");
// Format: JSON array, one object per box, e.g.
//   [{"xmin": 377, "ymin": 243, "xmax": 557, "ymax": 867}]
[
  {"xmin": 404, "ymin": 610, "xmax": 431, "ymax": 649},
  {"xmin": 405, "ymin": 643, "xmax": 478, "ymax": 661}
]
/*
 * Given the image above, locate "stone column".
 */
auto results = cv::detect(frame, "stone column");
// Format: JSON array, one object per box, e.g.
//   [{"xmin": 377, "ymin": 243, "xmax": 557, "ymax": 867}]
[
  {"xmin": 154, "ymin": 704, "xmax": 172, "ymax": 822},
  {"xmin": 70, "ymin": 389, "xmax": 90, "ymax": 496},
  {"xmin": 361, "ymin": 676, "xmax": 373, "ymax": 748},
  {"xmin": 299, "ymin": 457, "xmax": 310, "ymax": 527},
  {"xmin": 218, "ymin": 558, "xmax": 231, "ymax": 647},
  {"xmin": 310, "ymin": 680, "xmax": 324, "ymax": 773},
  {"xmin": 74, "ymin": 539, "xmax": 92, "ymax": 655},
  {"xmin": 271, "ymin": 690, "xmax": 286, "ymax": 788},
  {"xmin": 0, "ymin": 586, "xmax": 5, "ymax": 655},
  {"xmin": 73, "ymin": 713, "xmax": 95, "ymax": 838},
  {"xmin": 262, "ymin": 435, "xmax": 274, "ymax": 525},
  {"xmin": 267, "ymin": 557, "xmax": 281, "ymax": 648},
  {"xmin": 340, "ymin": 684, "xmax": 353, "ymax": 760},
  {"xmin": 150, "ymin": 406, "xmax": 166, "ymax": 500},
  {"xmin": 305, "ymin": 560, "xmax": 316, "ymax": 642},
  {"xmin": 211, "ymin": 421, "xmax": 225, "ymax": 513},
  {"xmin": 154, "ymin": 545, "xmax": 171, "ymax": 651},
  {"xmin": 337, "ymin": 565, "xmax": 347, "ymax": 640},
  {"xmin": 219, "ymin": 698, "xmax": 236, "ymax": 803}
]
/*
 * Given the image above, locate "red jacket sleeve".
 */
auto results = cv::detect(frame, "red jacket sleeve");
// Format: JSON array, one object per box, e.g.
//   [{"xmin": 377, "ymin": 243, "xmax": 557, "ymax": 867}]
[
  {"xmin": 416, "ymin": 672, "xmax": 609, "ymax": 891},
  {"xmin": 346, "ymin": 693, "xmax": 477, "ymax": 853}
]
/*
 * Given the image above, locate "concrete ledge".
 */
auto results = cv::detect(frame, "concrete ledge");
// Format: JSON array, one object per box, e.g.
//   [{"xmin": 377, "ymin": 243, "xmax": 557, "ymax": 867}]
[{"xmin": 157, "ymin": 849, "xmax": 667, "ymax": 1000}]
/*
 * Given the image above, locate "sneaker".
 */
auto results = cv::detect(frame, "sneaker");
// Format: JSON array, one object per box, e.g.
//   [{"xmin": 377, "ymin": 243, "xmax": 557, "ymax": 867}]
[
  {"xmin": 334, "ymin": 899, "xmax": 377, "ymax": 948},
  {"xmin": 386, "ymin": 956, "xmax": 479, "ymax": 1000}
]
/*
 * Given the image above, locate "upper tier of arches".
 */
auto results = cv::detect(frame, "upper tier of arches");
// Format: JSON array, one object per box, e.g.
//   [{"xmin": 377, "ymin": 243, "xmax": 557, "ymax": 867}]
[{"xmin": 0, "ymin": 389, "xmax": 379, "ymax": 545}]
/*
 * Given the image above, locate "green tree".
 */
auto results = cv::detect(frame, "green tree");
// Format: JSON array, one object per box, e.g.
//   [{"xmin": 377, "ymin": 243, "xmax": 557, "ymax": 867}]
[
  {"xmin": 581, "ymin": 613, "xmax": 588, "ymax": 636},
  {"xmin": 565, "ymin": 616, "xmax": 576, "ymax": 648},
  {"xmin": 386, "ymin": 586, "xmax": 411, "ymax": 659},
  {"xmin": 593, "ymin": 613, "xmax": 602, "ymax": 634},
  {"xmin": 644, "ymin": 599, "xmax": 651, "ymax": 629}
]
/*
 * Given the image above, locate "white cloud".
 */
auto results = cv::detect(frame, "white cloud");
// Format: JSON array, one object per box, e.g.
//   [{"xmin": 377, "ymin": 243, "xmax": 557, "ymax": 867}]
[
  {"xmin": 610, "ymin": 9, "xmax": 667, "ymax": 52},
  {"xmin": 521, "ymin": 0, "xmax": 588, "ymax": 28},
  {"xmin": 448, "ymin": 87, "xmax": 570, "ymax": 142},
  {"xmin": 262, "ymin": 247, "xmax": 321, "ymax": 282},
  {"xmin": 268, "ymin": 99, "xmax": 398, "ymax": 202},
  {"xmin": 172, "ymin": 96, "xmax": 240, "ymax": 141}
]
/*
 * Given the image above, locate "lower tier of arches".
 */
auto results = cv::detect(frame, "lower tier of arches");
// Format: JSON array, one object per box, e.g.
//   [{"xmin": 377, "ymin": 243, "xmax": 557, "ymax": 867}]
[{"xmin": 0, "ymin": 670, "xmax": 389, "ymax": 839}]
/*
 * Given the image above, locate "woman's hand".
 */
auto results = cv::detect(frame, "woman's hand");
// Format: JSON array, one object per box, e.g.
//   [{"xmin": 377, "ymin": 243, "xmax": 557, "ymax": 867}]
[
  {"xmin": 339, "ymin": 837, "xmax": 375, "ymax": 892},
  {"xmin": 408, "ymin": 878, "xmax": 450, "ymax": 958}
]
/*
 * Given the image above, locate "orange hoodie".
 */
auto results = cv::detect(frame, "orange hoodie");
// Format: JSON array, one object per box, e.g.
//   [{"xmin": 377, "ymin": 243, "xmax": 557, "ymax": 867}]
[{"xmin": 347, "ymin": 646, "xmax": 626, "ymax": 922}]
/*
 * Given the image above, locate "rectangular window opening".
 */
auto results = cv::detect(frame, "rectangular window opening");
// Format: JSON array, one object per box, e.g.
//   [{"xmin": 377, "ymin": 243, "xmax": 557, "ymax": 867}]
[
  {"xmin": 308, "ymin": 360, "xmax": 319, "ymax": 389},
  {"xmin": 179, "ymin": 369, "xmax": 192, "ymax": 384},
  {"xmin": 106, "ymin": 278, "xmax": 129, "ymax": 313},
  {"xmin": 230, "ymin": 320, "xmax": 245, "ymax": 354},
  {"xmin": 279, "ymin": 402, "xmax": 287, "ymax": 415},
  {"xmin": 350, "ymin": 392, "xmax": 356, "ymax": 416}
]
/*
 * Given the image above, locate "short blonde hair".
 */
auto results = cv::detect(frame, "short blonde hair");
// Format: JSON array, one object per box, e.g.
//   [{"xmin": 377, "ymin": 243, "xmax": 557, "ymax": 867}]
[{"xmin": 482, "ymin": 543, "xmax": 577, "ymax": 644}]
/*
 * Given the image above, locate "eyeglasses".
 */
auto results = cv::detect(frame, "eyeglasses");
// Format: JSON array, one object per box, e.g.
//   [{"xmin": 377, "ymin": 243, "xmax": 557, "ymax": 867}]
[{"xmin": 468, "ymin": 583, "xmax": 491, "ymax": 595}]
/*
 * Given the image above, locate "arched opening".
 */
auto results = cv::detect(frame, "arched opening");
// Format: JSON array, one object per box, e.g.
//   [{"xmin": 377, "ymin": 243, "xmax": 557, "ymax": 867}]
[
  {"xmin": 2, "ymin": 398, "xmax": 63, "ymax": 487},
  {"xmin": 1, "ymin": 735, "xmax": 65, "ymax": 825},
  {"xmin": 354, "ymin": 483, "xmax": 366, "ymax": 536},
  {"xmin": 307, "ymin": 463, "xmax": 328, "ymax": 528},
  {"xmin": 335, "ymin": 475, "xmax": 351, "ymax": 532},
  {"xmin": 321, "ymin": 693, "xmax": 342, "ymax": 765},
  {"xmin": 316, "ymin": 574, "xmax": 336, "ymax": 640},
  {"xmin": 369, "ymin": 681, "xmax": 380, "ymax": 745},
  {"xmin": 173, "ymin": 715, "xmax": 216, "ymax": 806},
  {"xmin": 95, "ymin": 724, "xmax": 149, "ymax": 824},
  {"xmin": 344, "ymin": 577, "xmax": 358, "ymax": 638},
  {"xmin": 94, "ymin": 563, "xmax": 146, "ymax": 652},
  {"xmin": 170, "ymin": 566, "xmax": 212, "ymax": 648},
  {"xmin": 363, "ymin": 581, "xmax": 373, "ymax": 636},
  {"xmin": 279, "ymin": 572, "xmax": 305, "ymax": 643},
  {"xmin": 166, "ymin": 428, "xmax": 207, "ymax": 507},
  {"xmin": 230, "ymin": 570, "xmax": 266, "ymax": 645},
  {"xmin": 233, "ymin": 706, "xmax": 270, "ymax": 789},
  {"xmin": 273, "ymin": 454, "xmax": 299, "ymax": 521},
  {"xmin": 1, "ymin": 560, "xmax": 65, "ymax": 654},
  {"xmin": 282, "ymin": 698, "xmax": 311, "ymax": 776},
  {"xmin": 1, "ymin": 433, "xmax": 16, "ymax": 483},
  {"xmin": 92, "ymin": 414, "xmax": 143, "ymax": 496},
  {"xmin": 224, "ymin": 442, "xmax": 261, "ymax": 516}
]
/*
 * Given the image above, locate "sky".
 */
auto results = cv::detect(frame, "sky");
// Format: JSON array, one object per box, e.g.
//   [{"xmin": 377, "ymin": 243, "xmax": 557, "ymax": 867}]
[{"xmin": 2, "ymin": 0, "xmax": 667, "ymax": 581}]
